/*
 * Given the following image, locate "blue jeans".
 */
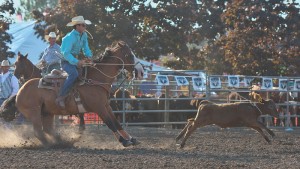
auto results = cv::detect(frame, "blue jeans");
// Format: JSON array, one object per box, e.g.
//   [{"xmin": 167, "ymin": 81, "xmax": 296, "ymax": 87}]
[{"xmin": 59, "ymin": 62, "xmax": 79, "ymax": 96}]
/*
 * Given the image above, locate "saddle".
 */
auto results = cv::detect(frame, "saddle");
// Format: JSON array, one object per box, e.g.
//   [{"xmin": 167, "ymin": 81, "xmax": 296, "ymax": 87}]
[
  {"xmin": 38, "ymin": 69, "xmax": 87, "ymax": 113},
  {"xmin": 38, "ymin": 69, "xmax": 68, "ymax": 93}
]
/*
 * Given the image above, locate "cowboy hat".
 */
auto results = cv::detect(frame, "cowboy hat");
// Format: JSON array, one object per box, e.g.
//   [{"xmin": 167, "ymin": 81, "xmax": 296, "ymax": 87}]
[
  {"xmin": 66, "ymin": 16, "xmax": 91, "ymax": 27},
  {"xmin": 1, "ymin": 60, "xmax": 11, "ymax": 67},
  {"xmin": 44, "ymin": 32, "xmax": 57, "ymax": 41}
]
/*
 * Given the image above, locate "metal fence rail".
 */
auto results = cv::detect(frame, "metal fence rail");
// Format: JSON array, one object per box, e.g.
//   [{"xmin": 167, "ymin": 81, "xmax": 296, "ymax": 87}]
[{"xmin": 57, "ymin": 71, "xmax": 300, "ymax": 130}]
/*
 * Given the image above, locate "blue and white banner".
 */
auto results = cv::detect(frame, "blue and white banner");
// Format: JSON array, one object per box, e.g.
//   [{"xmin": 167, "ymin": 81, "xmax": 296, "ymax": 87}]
[
  {"xmin": 227, "ymin": 75, "xmax": 239, "ymax": 88},
  {"xmin": 294, "ymin": 79, "xmax": 300, "ymax": 90},
  {"xmin": 209, "ymin": 77, "xmax": 221, "ymax": 89},
  {"xmin": 261, "ymin": 78, "xmax": 273, "ymax": 89},
  {"xmin": 244, "ymin": 77, "xmax": 254, "ymax": 87},
  {"xmin": 156, "ymin": 75, "xmax": 169, "ymax": 85},
  {"xmin": 192, "ymin": 77, "xmax": 204, "ymax": 90},
  {"xmin": 278, "ymin": 79, "xmax": 288, "ymax": 90},
  {"xmin": 174, "ymin": 76, "xmax": 189, "ymax": 86}
]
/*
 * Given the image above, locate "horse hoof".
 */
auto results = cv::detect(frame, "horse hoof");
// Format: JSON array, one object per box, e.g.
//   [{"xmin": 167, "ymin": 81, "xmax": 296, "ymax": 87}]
[
  {"xmin": 122, "ymin": 140, "xmax": 133, "ymax": 147},
  {"xmin": 119, "ymin": 136, "xmax": 133, "ymax": 147},
  {"xmin": 176, "ymin": 143, "xmax": 184, "ymax": 149},
  {"xmin": 130, "ymin": 138, "xmax": 140, "ymax": 146}
]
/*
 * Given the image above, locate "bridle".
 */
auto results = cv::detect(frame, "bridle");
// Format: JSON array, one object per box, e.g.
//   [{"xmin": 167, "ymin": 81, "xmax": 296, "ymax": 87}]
[
  {"xmin": 79, "ymin": 46, "xmax": 137, "ymax": 87},
  {"xmin": 15, "ymin": 59, "xmax": 41, "ymax": 84}
]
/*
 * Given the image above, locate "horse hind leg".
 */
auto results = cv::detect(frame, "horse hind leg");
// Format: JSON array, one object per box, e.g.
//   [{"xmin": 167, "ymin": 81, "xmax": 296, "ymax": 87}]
[{"xmin": 78, "ymin": 114, "xmax": 85, "ymax": 132}]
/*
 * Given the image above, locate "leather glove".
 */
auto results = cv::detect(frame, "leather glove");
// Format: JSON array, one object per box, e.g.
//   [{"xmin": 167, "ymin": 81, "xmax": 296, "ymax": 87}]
[{"xmin": 77, "ymin": 60, "xmax": 86, "ymax": 68}]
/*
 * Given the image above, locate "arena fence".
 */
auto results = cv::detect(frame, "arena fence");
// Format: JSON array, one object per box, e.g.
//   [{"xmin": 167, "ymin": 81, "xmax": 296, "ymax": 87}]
[{"xmin": 57, "ymin": 71, "xmax": 300, "ymax": 130}]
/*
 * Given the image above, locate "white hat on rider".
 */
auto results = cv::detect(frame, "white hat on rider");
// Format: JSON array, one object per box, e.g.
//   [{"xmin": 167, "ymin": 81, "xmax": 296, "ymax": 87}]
[
  {"xmin": 44, "ymin": 32, "xmax": 57, "ymax": 41},
  {"xmin": 66, "ymin": 16, "xmax": 91, "ymax": 26},
  {"xmin": 1, "ymin": 60, "xmax": 11, "ymax": 67}
]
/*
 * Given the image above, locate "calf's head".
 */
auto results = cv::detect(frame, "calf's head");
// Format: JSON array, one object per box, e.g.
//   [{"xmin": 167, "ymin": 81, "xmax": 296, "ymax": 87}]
[{"xmin": 261, "ymin": 99, "xmax": 279, "ymax": 118}]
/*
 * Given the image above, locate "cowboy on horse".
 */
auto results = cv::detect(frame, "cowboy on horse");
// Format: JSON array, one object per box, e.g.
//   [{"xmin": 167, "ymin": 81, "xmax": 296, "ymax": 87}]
[
  {"xmin": 0, "ymin": 16, "xmax": 140, "ymax": 147},
  {"xmin": 56, "ymin": 16, "xmax": 93, "ymax": 108}
]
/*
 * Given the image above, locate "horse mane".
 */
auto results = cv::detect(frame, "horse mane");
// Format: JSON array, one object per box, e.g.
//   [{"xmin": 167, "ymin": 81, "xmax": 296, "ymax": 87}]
[{"xmin": 94, "ymin": 41, "xmax": 127, "ymax": 63}]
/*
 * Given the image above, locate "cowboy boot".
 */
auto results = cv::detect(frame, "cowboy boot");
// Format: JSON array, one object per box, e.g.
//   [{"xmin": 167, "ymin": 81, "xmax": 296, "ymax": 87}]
[{"xmin": 55, "ymin": 96, "xmax": 66, "ymax": 109}]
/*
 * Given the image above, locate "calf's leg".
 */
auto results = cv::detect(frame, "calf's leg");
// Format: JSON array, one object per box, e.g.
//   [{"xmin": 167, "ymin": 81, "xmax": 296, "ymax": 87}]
[
  {"xmin": 175, "ymin": 118, "xmax": 194, "ymax": 142},
  {"xmin": 250, "ymin": 125, "xmax": 271, "ymax": 143},
  {"xmin": 178, "ymin": 122, "xmax": 199, "ymax": 148},
  {"xmin": 257, "ymin": 121, "xmax": 275, "ymax": 137}
]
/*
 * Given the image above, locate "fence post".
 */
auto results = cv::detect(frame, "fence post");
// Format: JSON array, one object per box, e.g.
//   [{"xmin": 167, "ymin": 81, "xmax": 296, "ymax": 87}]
[{"xmin": 164, "ymin": 86, "xmax": 170, "ymax": 127}]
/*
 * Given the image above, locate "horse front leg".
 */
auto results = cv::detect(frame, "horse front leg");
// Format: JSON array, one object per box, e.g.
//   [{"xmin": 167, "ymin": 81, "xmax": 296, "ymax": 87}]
[
  {"xmin": 42, "ymin": 113, "xmax": 62, "ymax": 144},
  {"xmin": 99, "ymin": 103, "xmax": 140, "ymax": 147},
  {"xmin": 29, "ymin": 112, "xmax": 49, "ymax": 146}
]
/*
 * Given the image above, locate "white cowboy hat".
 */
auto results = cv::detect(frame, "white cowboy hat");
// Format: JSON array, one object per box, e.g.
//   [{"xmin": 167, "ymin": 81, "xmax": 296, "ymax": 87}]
[
  {"xmin": 44, "ymin": 32, "xmax": 57, "ymax": 41},
  {"xmin": 66, "ymin": 16, "xmax": 91, "ymax": 27},
  {"xmin": 1, "ymin": 60, "xmax": 11, "ymax": 67}
]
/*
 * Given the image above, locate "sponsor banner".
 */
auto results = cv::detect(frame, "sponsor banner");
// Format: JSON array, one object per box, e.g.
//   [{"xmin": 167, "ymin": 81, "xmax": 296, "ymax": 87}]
[
  {"xmin": 244, "ymin": 77, "xmax": 254, "ymax": 87},
  {"xmin": 227, "ymin": 75, "xmax": 239, "ymax": 88},
  {"xmin": 192, "ymin": 77, "xmax": 204, "ymax": 90},
  {"xmin": 294, "ymin": 79, "xmax": 300, "ymax": 90},
  {"xmin": 174, "ymin": 76, "xmax": 189, "ymax": 86},
  {"xmin": 278, "ymin": 79, "xmax": 288, "ymax": 90},
  {"xmin": 209, "ymin": 77, "xmax": 221, "ymax": 89},
  {"xmin": 261, "ymin": 78, "xmax": 273, "ymax": 89},
  {"xmin": 156, "ymin": 75, "xmax": 169, "ymax": 85}
]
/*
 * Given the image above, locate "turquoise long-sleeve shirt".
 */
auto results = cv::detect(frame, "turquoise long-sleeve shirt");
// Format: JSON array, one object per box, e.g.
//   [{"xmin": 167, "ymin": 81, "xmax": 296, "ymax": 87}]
[{"xmin": 61, "ymin": 29, "xmax": 92, "ymax": 65}]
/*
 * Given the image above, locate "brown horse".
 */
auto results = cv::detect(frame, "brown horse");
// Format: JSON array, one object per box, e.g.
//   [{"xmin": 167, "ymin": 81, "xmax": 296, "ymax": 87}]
[
  {"xmin": 2, "ymin": 41, "xmax": 139, "ymax": 147},
  {"xmin": 14, "ymin": 52, "xmax": 86, "ymax": 131}
]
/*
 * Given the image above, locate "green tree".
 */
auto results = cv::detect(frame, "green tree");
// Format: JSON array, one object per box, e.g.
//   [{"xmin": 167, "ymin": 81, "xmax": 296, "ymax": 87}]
[
  {"xmin": 198, "ymin": 0, "xmax": 300, "ymax": 76},
  {"xmin": 19, "ymin": 0, "xmax": 58, "ymax": 20},
  {"xmin": 0, "ymin": 0, "xmax": 15, "ymax": 61},
  {"xmin": 31, "ymin": 0, "xmax": 300, "ymax": 76}
]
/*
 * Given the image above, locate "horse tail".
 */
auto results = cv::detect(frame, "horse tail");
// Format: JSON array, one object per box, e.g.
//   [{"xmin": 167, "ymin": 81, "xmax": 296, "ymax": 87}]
[{"xmin": 0, "ymin": 95, "xmax": 18, "ymax": 122}]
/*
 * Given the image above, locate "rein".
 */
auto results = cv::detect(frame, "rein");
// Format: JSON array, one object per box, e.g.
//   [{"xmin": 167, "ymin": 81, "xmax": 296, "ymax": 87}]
[{"xmin": 87, "ymin": 56, "xmax": 125, "ymax": 78}]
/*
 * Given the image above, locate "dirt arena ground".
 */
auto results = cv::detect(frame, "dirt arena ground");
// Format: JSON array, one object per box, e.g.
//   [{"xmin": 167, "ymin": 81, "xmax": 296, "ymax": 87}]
[{"xmin": 0, "ymin": 124, "xmax": 299, "ymax": 169}]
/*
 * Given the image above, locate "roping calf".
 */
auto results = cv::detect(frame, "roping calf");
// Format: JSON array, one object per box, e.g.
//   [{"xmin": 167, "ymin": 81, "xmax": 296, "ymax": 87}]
[{"xmin": 175, "ymin": 99, "xmax": 279, "ymax": 148}]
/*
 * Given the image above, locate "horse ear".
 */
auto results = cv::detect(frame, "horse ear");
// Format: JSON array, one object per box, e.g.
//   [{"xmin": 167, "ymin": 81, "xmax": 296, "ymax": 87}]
[
  {"xmin": 25, "ymin": 54, "xmax": 28, "ymax": 58},
  {"xmin": 118, "ymin": 41, "xmax": 124, "ymax": 47},
  {"xmin": 18, "ymin": 51, "xmax": 21, "ymax": 56}
]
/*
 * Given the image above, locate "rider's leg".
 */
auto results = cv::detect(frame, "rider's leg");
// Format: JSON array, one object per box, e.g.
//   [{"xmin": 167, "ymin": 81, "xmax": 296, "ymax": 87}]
[{"xmin": 56, "ymin": 63, "xmax": 78, "ymax": 108}]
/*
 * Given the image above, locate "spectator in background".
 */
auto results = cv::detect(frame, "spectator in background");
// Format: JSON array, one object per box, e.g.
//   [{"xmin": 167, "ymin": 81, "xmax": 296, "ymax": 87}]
[
  {"xmin": 38, "ymin": 32, "xmax": 62, "ymax": 75},
  {"xmin": 0, "ymin": 60, "xmax": 19, "ymax": 105},
  {"xmin": 0, "ymin": 60, "xmax": 22, "ymax": 126},
  {"xmin": 139, "ymin": 73, "xmax": 157, "ymax": 95}
]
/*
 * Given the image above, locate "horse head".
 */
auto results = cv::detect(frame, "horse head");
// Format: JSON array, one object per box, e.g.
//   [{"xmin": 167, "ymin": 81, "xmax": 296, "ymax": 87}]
[
  {"xmin": 99, "ymin": 41, "xmax": 136, "ymax": 79},
  {"xmin": 14, "ymin": 52, "xmax": 41, "ymax": 81}
]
